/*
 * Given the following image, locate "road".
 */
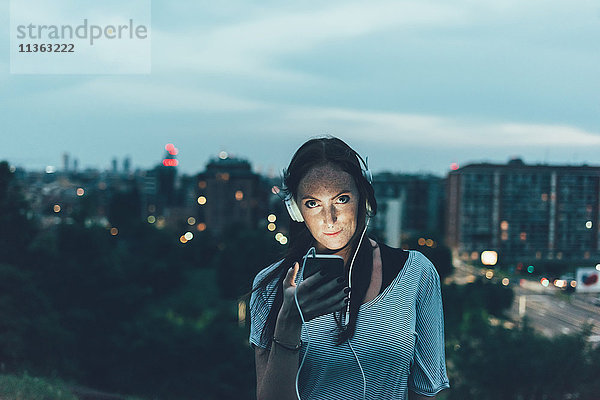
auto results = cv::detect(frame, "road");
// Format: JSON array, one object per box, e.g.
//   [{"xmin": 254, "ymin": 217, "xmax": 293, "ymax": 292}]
[{"xmin": 447, "ymin": 259, "xmax": 600, "ymax": 343}]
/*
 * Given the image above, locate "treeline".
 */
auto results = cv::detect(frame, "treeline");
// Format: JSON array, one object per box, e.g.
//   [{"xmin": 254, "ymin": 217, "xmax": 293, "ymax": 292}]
[
  {"xmin": 0, "ymin": 161, "xmax": 277, "ymax": 399},
  {"xmin": 443, "ymin": 279, "xmax": 600, "ymax": 399}
]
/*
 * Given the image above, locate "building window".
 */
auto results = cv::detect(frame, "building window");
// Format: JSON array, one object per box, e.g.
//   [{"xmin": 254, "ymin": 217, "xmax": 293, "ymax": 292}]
[{"xmin": 217, "ymin": 173, "xmax": 230, "ymax": 181}]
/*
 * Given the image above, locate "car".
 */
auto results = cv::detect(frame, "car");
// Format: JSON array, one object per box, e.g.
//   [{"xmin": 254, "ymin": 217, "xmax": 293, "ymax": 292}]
[{"xmin": 556, "ymin": 275, "xmax": 577, "ymax": 291}]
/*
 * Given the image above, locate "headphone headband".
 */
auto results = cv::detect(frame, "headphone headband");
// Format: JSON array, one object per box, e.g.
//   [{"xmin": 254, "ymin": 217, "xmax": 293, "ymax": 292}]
[{"xmin": 361, "ymin": 156, "xmax": 373, "ymax": 185}]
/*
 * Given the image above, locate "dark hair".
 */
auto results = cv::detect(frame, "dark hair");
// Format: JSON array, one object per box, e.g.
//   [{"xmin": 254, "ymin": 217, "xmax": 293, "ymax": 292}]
[{"xmin": 251, "ymin": 136, "xmax": 377, "ymax": 346}]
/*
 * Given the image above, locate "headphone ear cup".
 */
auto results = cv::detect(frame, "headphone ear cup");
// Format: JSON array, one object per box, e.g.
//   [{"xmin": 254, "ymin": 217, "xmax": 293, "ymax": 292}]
[
  {"xmin": 285, "ymin": 197, "xmax": 304, "ymax": 222},
  {"xmin": 365, "ymin": 200, "xmax": 373, "ymax": 216}
]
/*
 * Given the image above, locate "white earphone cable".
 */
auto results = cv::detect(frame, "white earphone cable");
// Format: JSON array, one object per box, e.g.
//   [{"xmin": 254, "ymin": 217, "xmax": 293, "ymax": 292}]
[
  {"xmin": 345, "ymin": 216, "xmax": 370, "ymax": 326},
  {"xmin": 348, "ymin": 337, "xmax": 367, "ymax": 400}
]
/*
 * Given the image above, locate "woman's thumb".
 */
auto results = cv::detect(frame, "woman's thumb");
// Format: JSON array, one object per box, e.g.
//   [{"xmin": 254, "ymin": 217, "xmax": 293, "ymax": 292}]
[{"xmin": 284, "ymin": 262, "xmax": 299, "ymax": 288}]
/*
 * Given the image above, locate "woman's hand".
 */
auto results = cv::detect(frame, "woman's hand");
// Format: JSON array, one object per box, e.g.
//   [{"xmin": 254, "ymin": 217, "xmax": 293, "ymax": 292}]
[{"xmin": 279, "ymin": 262, "xmax": 350, "ymax": 323}]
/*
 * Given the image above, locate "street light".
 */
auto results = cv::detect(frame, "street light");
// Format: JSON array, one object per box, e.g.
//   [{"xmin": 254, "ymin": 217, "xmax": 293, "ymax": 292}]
[{"xmin": 481, "ymin": 251, "xmax": 498, "ymax": 266}]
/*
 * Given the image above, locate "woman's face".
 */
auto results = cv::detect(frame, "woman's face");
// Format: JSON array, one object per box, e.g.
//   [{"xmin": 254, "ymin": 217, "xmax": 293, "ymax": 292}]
[{"xmin": 296, "ymin": 164, "xmax": 360, "ymax": 256}]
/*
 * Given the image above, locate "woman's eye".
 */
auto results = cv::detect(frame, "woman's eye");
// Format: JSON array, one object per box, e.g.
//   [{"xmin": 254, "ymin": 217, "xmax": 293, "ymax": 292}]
[
  {"xmin": 304, "ymin": 200, "xmax": 318, "ymax": 208},
  {"xmin": 337, "ymin": 195, "xmax": 350, "ymax": 204}
]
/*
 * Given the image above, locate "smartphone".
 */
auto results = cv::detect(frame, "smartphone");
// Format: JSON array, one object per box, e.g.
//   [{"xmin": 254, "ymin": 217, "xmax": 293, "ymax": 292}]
[{"xmin": 302, "ymin": 254, "xmax": 344, "ymax": 280}]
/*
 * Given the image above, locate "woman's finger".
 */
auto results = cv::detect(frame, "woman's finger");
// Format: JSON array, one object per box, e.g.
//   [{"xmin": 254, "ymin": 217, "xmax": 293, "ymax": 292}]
[
  {"xmin": 301, "ymin": 270, "xmax": 342, "ymax": 289},
  {"xmin": 283, "ymin": 262, "xmax": 299, "ymax": 289},
  {"xmin": 318, "ymin": 288, "xmax": 348, "ymax": 311},
  {"xmin": 300, "ymin": 275, "xmax": 344, "ymax": 300},
  {"xmin": 302, "ymin": 287, "xmax": 348, "ymax": 320},
  {"xmin": 307, "ymin": 296, "xmax": 348, "ymax": 320}
]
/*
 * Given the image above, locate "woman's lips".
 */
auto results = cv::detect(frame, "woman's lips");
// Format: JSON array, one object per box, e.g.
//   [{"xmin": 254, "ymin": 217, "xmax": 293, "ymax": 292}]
[{"xmin": 323, "ymin": 230, "xmax": 341, "ymax": 236}]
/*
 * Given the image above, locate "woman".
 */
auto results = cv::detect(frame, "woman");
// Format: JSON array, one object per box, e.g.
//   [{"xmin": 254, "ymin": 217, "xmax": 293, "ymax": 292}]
[{"xmin": 249, "ymin": 137, "xmax": 449, "ymax": 400}]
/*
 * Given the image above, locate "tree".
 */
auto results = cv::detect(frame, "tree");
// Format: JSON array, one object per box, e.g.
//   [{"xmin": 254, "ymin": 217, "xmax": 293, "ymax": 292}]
[
  {"xmin": 448, "ymin": 322, "xmax": 599, "ymax": 400},
  {"xmin": 0, "ymin": 161, "xmax": 36, "ymax": 268},
  {"xmin": 0, "ymin": 263, "xmax": 69, "ymax": 375},
  {"xmin": 213, "ymin": 225, "xmax": 281, "ymax": 300}
]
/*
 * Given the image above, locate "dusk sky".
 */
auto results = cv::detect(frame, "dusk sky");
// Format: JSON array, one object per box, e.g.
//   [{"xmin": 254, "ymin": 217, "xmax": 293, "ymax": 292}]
[{"xmin": 2, "ymin": 0, "xmax": 599, "ymax": 177}]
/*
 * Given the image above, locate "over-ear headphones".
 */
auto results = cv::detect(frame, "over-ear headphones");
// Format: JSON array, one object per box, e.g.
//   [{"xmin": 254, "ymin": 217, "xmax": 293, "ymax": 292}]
[
  {"xmin": 282, "ymin": 157, "xmax": 374, "ymax": 223},
  {"xmin": 284, "ymin": 193, "xmax": 306, "ymax": 223}
]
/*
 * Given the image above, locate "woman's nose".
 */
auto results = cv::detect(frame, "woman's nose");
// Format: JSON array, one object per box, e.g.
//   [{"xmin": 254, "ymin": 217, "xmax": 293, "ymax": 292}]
[{"xmin": 322, "ymin": 204, "xmax": 337, "ymax": 225}]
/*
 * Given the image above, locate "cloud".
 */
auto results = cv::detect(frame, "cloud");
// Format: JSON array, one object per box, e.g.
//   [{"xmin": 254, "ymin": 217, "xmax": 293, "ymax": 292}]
[
  {"xmin": 151, "ymin": 0, "xmax": 599, "ymax": 77},
  {"xmin": 151, "ymin": 1, "xmax": 467, "ymax": 78},
  {"xmin": 17, "ymin": 72, "xmax": 600, "ymax": 150},
  {"xmin": 275, "ymin": 106, "xmax": 600, "ymax": 147},
  {"xmin": 22, "ymin": 78, "xmax": 268, "ymax": 112}
]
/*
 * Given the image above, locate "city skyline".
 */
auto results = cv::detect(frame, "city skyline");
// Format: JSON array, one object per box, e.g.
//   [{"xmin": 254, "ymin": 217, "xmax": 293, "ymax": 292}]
[
  {"xmin": 5, "ymin": 145, "xmax": 600, "ymax": 178},
  {"xmin": 2, "ymin": 1, "xmax": 599, "ymax": 176}
]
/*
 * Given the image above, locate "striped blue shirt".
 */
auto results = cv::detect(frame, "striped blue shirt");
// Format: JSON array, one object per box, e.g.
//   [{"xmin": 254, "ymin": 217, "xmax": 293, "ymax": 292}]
[{"xmin": 250, "ymin": 249, "xmax": 450, "ymax": 399}]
